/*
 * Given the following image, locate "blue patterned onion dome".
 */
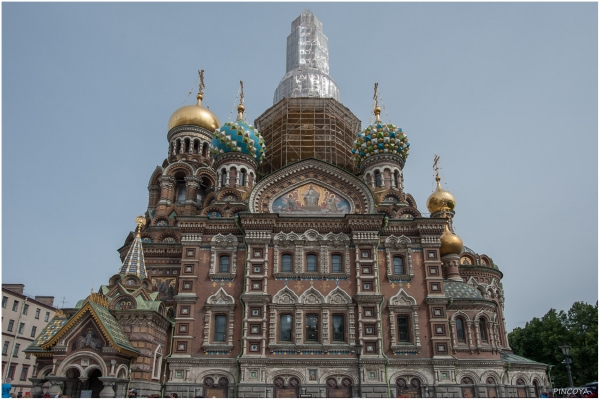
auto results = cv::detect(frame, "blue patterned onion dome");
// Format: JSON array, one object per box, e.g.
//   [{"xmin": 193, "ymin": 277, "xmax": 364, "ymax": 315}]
[
  {"xmin": 211, "ymin": 105, "xmax": 266, "ymax": 163},
  {"xmin": 351, "ymin": 106, "xmax": 409, "ymax": 168}
]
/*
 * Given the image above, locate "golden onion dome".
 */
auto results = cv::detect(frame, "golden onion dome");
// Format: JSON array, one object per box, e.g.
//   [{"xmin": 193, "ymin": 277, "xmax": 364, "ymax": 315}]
[
  {"xmin": 426, "ymin": 174, "xmax": 456, "ymax": 214},
  {"xmin": 168, "ymin": 93, "xmax": 221, "ymax": 132},
  {"xmin": 439, "ymin": 223, "xmax": 464, "ymax": 257}
]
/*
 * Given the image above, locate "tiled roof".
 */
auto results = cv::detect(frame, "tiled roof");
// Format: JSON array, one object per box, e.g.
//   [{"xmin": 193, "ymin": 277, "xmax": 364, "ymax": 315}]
[
  {"xmin": 444, "ymin": 281, "xmax": 483, "ymax": 299},
  {"xmin": 119, "ymin": 236, "xmax": 147, "ymax": 278},
  {"xmin": 87, "ymin": 301, "xmax": 138, "ymax": 355},
  {"xmin": 24, "ymin": 315, "xmax": 69, "ymax": 354},
  {"xmin": 501, "ymin": 352, "xmax": 547, "ymax": 365}
]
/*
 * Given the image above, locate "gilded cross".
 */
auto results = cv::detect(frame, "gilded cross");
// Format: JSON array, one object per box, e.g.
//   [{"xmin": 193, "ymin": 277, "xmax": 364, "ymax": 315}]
[
  {"xmin": 212, "ymin": 282, "xmax": 217, "ymax": 288},
  {"xmin": 321, "ymin": 281, "xmax": 331, "ymax": 292},
  {"xmin": 390, "ymin": 283, "xmax": 396, "ymax": 289},
  {"xmin": 373, "ymin": 82, "xmax": 379, "ymax": 108},
  {"xmin": 240, "ymin": 80, "xmax": 244, "ymax": 104},
  {"xmin": 228, "ymin": 282, "xmax": 233, "ymax": 288},
  {"xmin": 198, "ymin": 69, "xmax": 205, "ymax": 95},
  {"xmin": 433, "ymin": 154, "xmax": 440, "ymax": 176},
  {"xmin": 201, "ymin": 252, "xmax": 210, "ymax": 263},
  {"xmin": 406, "ymin": 283, "xmax": 411, "ymax": 289}
]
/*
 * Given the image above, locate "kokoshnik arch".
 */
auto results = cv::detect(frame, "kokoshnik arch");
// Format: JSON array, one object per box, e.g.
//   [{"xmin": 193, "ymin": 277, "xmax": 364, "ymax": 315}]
[{"xmin": 25, "ymin": 9, "xmax": 548, "ymax": 399}]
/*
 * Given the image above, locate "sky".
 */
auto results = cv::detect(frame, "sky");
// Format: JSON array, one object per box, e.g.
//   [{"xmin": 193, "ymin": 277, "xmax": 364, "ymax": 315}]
[{"xmin": 2, "ymin": 3, "xmax": 597, "ymax": 331}]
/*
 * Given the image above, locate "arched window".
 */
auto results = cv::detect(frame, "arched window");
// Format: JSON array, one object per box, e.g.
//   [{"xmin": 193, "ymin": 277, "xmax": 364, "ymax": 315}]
[
  {"xmin": 221, "ymin": 169, "xmax": 227, "ymax": 186},
  {"xmin": 479, "ymin": 318, "xmax": 488, "ymax": 342},
  {"xmin": 456, "ymin": 317, "xmax": 466, "ymax": 342},
  {"xmin": 194, "ymin": 139, "xmax": 200, "ymax": 154},
  {"xmin": 374, "ymin": 170, "xmax": 382, "ymax": 187},
  {"xmin": 332, "ymin": 315, "xmax": 345, "ymax": 342},
  {"xmin": 397, "ymin": 316, "xmax": 410, "ymax": 342},
  {"xmin": 306, "ymin": 314, "xmax": 318, "ymax": 342},
  {"xmin": 214, "ymin": 315, "xmax": 226, "ymax": 342},
  {"xmin": 306, "ymin": 254, "xmax": 317, "ymax": 272},
  {"xmin": 281, "ymin": 254, "xmax": 293, "ymax": 272},
  {"xmin": 239, "ymin": 169, "xmax": 247, "ymax": 186},
  {"xmin": 533, "ymin": 380, "xmax": 540, "ymax": 398},
  {"xmin": 394, "ymin": 170, "xmax": 400, "ymax": 188},
  {"xmin": 280, "ymin": 314, "xmax": 292, "ymax": 342},
  {"xmin": 219, "ymin": 255, "xmax": 230, "ymax": 273},
  {"xmin": 175, "ymin": 178, "xmax": 186, "ymax": 204},
  {"xmin": 152, "ymin": 345, "xmax": 163, "ymax": 379},
  {"xmin": 393, "ymin": 256, "xmax": 404, "ymax": 274},
  {"xmin": 229, "ymin": 167, "xmax": 237, "ymax": 187},
  {"xmin": 331, "ymin": 254, "xmax": 342, "ymax": 273},
  {"xmin": 202, "ymin": 142, "xmax": 208, "ymax": 158}
]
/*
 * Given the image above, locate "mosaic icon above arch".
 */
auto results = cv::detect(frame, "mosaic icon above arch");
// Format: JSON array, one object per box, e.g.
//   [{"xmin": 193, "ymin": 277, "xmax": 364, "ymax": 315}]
[{"xmin": 272, "ymin": 183, "xmax": 352, "ymax": 215}]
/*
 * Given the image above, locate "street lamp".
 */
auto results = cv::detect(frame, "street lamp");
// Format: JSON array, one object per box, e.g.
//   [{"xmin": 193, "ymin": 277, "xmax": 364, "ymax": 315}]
[
  {"xmin": 354, "ymin": 344, "xmax": 363, "ymax": 398},
  {"xmin": 559, "ymin": 344, "xmax": 574, "ymax": 388}
]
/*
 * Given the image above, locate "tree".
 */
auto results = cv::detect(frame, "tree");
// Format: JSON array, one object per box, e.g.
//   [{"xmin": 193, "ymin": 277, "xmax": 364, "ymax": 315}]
[{"xmin": 508, "ymin": 301, "xmax": 598, "ymax": 388}]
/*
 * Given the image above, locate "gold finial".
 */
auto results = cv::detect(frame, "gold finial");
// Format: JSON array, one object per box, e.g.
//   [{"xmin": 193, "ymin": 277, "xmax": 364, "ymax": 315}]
[
  {"xmin": 196, "ymin": 69, "xmax": 205, "ymax": 106},
  {"xmin": 135, "ymin": 215, "xmax": 146, "ymax": 238},
  {"xmin": 373, "ymin": 83, "xmax": 381, "ymax": 122},
  {"xmin": 237, "ymin": 80, "xmax": 245, "ymax": 120}
]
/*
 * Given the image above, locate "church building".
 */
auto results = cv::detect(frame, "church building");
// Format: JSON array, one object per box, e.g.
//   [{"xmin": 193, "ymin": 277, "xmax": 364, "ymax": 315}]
[{"xmin": 26, "ymin": 9, "xmax": 548, "ymax": 398}]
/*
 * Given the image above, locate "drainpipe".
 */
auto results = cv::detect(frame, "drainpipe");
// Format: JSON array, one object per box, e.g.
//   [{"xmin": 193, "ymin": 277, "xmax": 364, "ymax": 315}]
[
  {"xmin": 376, "ymin": 217, "xmax": 391, "ymax": 397},
  {"xmin": 161, "ymin": 323, "xmax": 175, "ymax": 398},
  {"xmin": 4, "ymin": 297, "xmax": 28, "ymax": 383},
  {"xmin": 234, "ymin": 214, "xmax": 248, "ymax": 398}
]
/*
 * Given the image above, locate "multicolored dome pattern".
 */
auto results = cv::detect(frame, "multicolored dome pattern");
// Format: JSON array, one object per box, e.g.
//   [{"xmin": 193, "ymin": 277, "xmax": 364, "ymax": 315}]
[
  {"xmin": 352, "ymin": 122, "xmax": 409, "ymax": 167},
  {"xmin": 211, "ymin": 119, "xmax": 266, "ymax": 163}
]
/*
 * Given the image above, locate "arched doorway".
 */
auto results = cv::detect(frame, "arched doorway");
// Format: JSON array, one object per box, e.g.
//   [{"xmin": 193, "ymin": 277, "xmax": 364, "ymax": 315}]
[
  {"xmin": 63, "ymin": 368, "xmax": 82, "ymax": 398},
  {"xmin": 396, "ymin": 378, "xmax": 422, "ymax": 398},
  {"xmin": 533, "ymin": 379, "xmax": 540, "ymax": 398},
  {"xmin": 88, "ymin": 369, "xmax": 103, "ymax": 398},
  {"xmin": 326, "ymin": 377, "xmax": 352, "ymax": 398},
  {"xmin": 273, "ymin": 376, "xmax": 299, "ymax": 398},
  {"xmin": 460, "ymin": 377, "xmax": 476, "ymax": 398},
  {"xmin": 203, "ymin": 377, "xmax": 229, "ymax": 398},
  {"xmin": 486, "ymin": 377, "xmax": 498, "ymax": 398},
  {"xmin": 516, "ymin": 378, "xmax": 527, "ymax": 398}
]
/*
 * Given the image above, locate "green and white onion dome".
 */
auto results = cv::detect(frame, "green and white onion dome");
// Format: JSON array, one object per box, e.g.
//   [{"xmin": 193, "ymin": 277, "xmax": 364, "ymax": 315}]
[
  {"xmin": 352, "ymin": 121, "xmax": 409, "ymax": 168},
  {"xmin": 211, "ymin": 106, "xmax": 266, "ymax": 163}
]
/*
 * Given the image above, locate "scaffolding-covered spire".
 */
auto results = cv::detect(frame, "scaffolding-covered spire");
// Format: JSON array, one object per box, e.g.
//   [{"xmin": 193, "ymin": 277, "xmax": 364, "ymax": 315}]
[
  {"xmin": 118, "ymin": 216, "xmax": 147, "ymax": 278},
  {"xmin": 273, "ymin": 9, "xmax": 341, "ymax": 103}
]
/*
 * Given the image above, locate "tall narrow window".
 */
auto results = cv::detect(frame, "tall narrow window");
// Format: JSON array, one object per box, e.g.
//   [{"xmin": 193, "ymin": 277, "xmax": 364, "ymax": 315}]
[
  {"xmin": 331, "ymin": 255, "xmax": 342, "ymax": 273},
  {"xmin": 239, "ymin": 170, "xmax": 246, "ymax": 186},
  {"xmin": 456, "ymin": 317, "xmax": 466, "ymax": 342},
  {"xmin": 18, "ymin": 323, "xmax": 24, "ymax": 335},
  {"xmin": 7, "ymin": 320, "xmax": 14, "ymax": 332},
  {"xmin": 44, "ymin": 312, "xmax": 50, "ymax": 322},
  {"xmin": 306, "ymin": 314, "xmax": 318, "ymax": 342},
  {"xmin": 31, "ymin": 326, "xmax": 37, "ymax": 338},
  {"xmin": 374, "ymin": 171, "xmax": 382, "ymax": 187},
  {"xmin": 281, "ymin": 254, "xmax": 293, "ymax": 272},
  {"xmin": 175, "ymin": 179, "xmax": 186, "ymax": 204},
  {"xmin": 394, "ymin": 171, "xmax": 400, "ymax": 188},
  {"xmin": 2, "ymin": 297, "xmax": 7, "ymax": 308},
  {"xmin": 19, "ymin": 366, "xmax": 28, "ymax": 381},
  {"xmin": 2, "ymin": 341, "xmax": 9, "ymax": 355},
  {"xmin": 35, "ymin": 308, "xmax": 40, "ymax": 319},
  {"xmin": 13, "ymin": 343, "xmax": 20, "ymax": 357},
  {"xmin": 221, "ymin": 169, "xmax": 227, "ymax": 186},
  {"xmin": 306, "ymin": 254, "xmax": 317, "ymax": 272},
  {"xmin": 22, "ymin": 304, "xmax": 29, "ymax": 315},
  {"xmin": 214, "ymin": 315, "xmax": 226, "ymax": 342},
  {"xmin": 219, "ymin": 255, "xmax": 230, "ymax": 273},
  {"xmin": 12, "ymin": 301, "xmax": 19, "ymax": 312},
  {"xmin": 398, "ymin": 316, "xmax": 410, "ymax": 342},
  {"xmin": 479, "ymin": 319, "xmax": 487, "ymax": 342},
  {"xmin": 280, "ymin": 314, "xmax": 292, "ymax": 342},
  {"xmin": 332, "ymin": 315, "xmax": 345, "ymax": 342},
  {"xmin": 393, "ymin": 256, "xmax": 404, "ymax": 274}
]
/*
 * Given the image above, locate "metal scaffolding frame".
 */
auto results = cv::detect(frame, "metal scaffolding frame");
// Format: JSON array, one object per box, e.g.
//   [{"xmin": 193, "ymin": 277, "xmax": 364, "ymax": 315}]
[{"xmin": 254, "ymin": 97, "xmax": 361, "ymax": 175}]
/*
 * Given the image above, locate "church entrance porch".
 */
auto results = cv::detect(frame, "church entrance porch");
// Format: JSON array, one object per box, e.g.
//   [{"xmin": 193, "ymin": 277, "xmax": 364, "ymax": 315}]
[
  {"xmin": 273, "ymin": 376, "xmax": 300, "ymax": 398},
  {"xmin": 325, "ymin": 377, "xmax": 352, "ymax": 398}
]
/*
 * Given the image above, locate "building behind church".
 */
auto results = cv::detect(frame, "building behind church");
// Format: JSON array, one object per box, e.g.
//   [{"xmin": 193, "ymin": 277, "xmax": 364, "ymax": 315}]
[{"xmin": 25, "ymin": 10, "xmax": 549, "ymax": 398}]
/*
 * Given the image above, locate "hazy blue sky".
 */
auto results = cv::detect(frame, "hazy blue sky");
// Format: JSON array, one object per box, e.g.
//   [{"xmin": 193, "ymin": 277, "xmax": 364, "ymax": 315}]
[{"xmin": 2, "ymin": 3, "xmax": 597, "ymax": 330}]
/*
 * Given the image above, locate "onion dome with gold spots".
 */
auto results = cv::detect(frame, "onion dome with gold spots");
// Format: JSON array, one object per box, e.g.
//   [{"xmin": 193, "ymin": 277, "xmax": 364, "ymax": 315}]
[
  {"xmin": 211, "ymin": 103, "xmax": 266, "ymax": 163},
  {"xmin": 352, "ymin": 97, "xmax": 410, "ymax": 168}
]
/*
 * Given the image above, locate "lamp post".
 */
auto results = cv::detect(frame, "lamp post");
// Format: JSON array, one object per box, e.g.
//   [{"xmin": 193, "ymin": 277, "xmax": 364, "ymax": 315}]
[
  {"xmin": 559, "ymin": 344, "xmax": 574, "ymax": 388},
  {"xmin": 354, "ymin": 344, "xmax": 363, "ymax": 398}
]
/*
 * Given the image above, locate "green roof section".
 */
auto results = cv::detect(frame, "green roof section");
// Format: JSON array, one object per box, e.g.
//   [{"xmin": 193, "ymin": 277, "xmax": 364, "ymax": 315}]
[
  {"xmin": 88, "ymin": 301, "xmax": 139, "ymax": 355},
  {"xmin": 501, "ymin": 352, "xmax": 547, "ymax": 366},
  {"xmin": 445, "ymin": 281, "xmax": 483, "ymax": 299},
  {"xmin": 24, "ymin": 315, "xmax": 69, "ymax": 354}
]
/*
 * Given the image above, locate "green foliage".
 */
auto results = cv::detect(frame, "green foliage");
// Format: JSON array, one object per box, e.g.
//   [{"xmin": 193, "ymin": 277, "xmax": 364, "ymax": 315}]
[{"xmin": 508, "ymin": 301, "xmax": 598, "ymax": 388}]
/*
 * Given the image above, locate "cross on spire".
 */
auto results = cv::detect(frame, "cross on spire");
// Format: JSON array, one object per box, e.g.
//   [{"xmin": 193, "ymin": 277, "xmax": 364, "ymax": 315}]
[{"xmin": 198, "ymin": 69, "xmax": 205, "ymax": 95}]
